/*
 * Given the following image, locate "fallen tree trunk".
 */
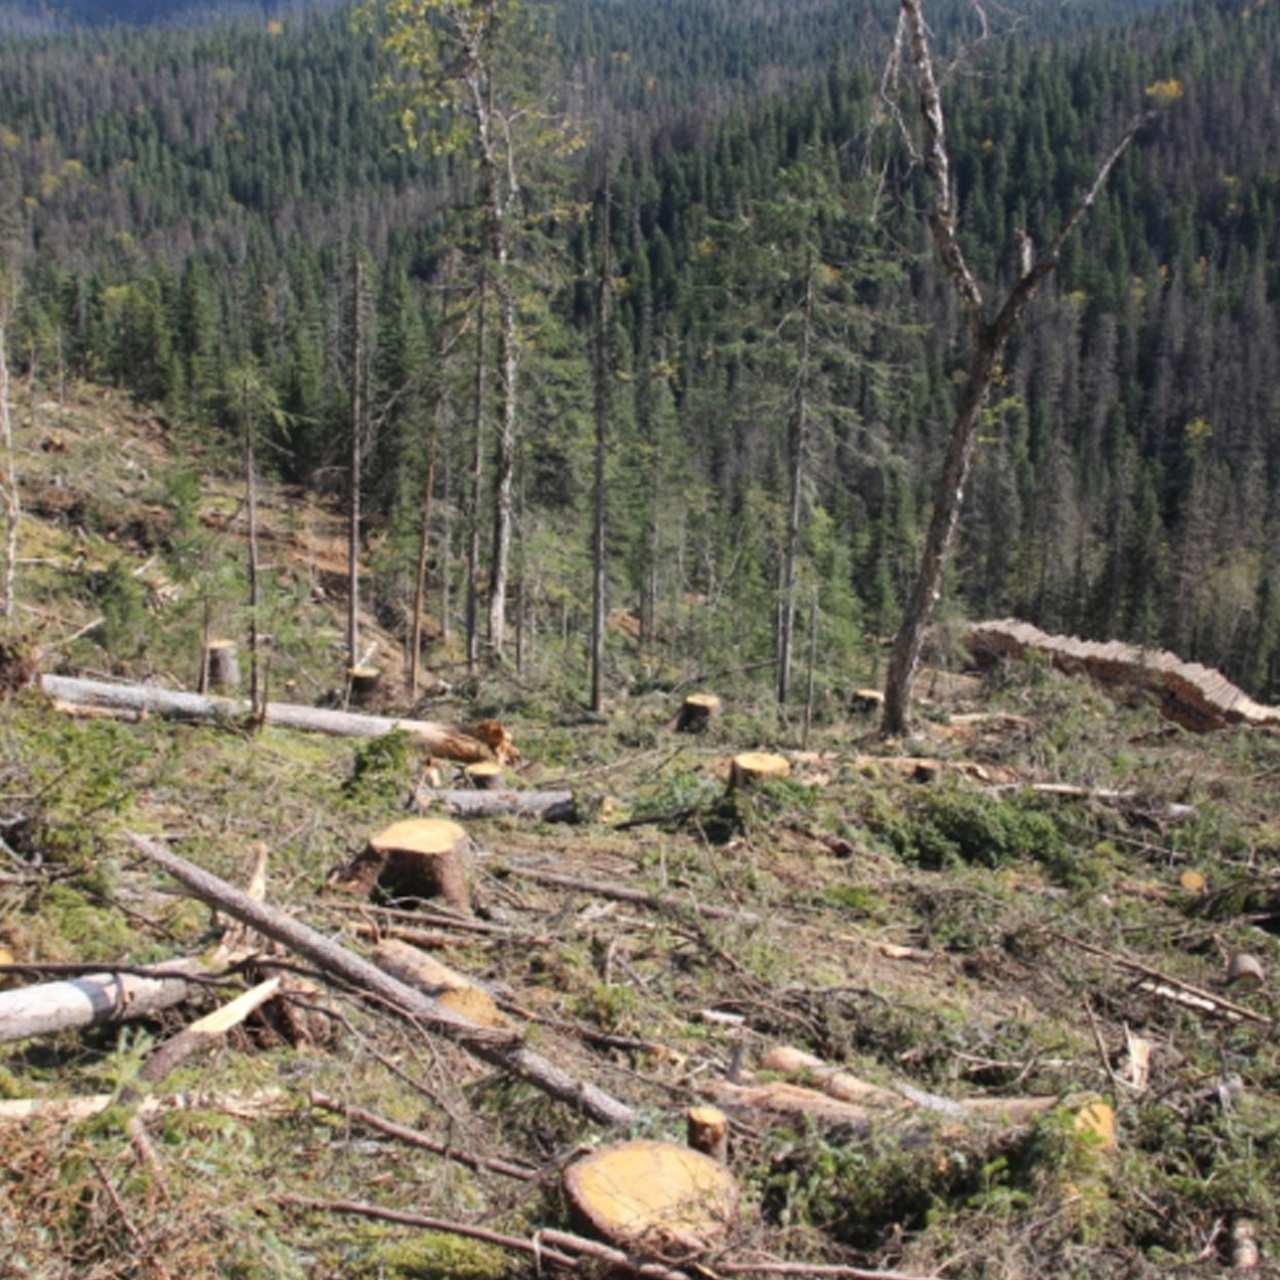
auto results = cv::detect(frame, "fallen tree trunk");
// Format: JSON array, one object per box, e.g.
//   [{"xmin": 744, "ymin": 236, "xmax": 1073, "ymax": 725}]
[
  {"xmin": 0, "ymin": 959, "xmax": 205, "ymax": 1043},
  {"xmin": 42, "ymin": 675, "xmax": 505, "ymax": 763},
  {"xmin": 125, "ymin": 833, "xmax": 635, "ymax": 1126},
  {"xmin": 0, "ymin": 1087, "xmax": 289, "ymax": 1125},
  {"xmin": 414, "ymin": 788, "xmax": 579, "ymax": 822}
]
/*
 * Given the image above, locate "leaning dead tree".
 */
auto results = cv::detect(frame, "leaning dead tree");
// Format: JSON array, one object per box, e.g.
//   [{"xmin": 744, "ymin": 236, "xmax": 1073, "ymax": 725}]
[{"xmin": 880, "ymin": 0, "xmax": 1159, "ymax": 735}]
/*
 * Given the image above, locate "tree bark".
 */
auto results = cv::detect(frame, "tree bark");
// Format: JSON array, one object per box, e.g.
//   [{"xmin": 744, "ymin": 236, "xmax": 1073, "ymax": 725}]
[
  {"xmin": 347, "ymin": 258, "xmax": 364, "ymax": 674},
  {"xmin": 590, "ymin": 174, "xmax": 613, "ymax": 712},
  {"xmin": 126, "ymin": 834, "xmax": 636, "ymax": 1126},
  {"xmin": 0, "ymin": 317, "xmax": 18, "ymax": 619},
  {"xmin": 415, "ymin": 788, "xmax": 578, "ymax": 822}
]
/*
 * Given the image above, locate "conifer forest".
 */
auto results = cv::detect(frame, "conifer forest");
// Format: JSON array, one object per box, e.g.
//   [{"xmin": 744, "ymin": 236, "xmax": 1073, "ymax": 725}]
[{"xmin": 2, "ymin": 0, "xmax": 1278, "ymax": 702}]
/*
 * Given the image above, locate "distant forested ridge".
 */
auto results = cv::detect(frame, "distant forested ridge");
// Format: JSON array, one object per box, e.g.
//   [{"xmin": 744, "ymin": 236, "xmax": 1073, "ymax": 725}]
[{"xmin": 0, "ymin": 0, "xmax": 1277, "ymax": 700}]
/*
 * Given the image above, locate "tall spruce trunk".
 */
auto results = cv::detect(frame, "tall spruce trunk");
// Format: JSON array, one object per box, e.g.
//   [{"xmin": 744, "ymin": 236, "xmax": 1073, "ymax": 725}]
[
  {"xmin": 347, "ymin": 259, "xmax": 363, "ymax": 673},
  {"xmin": 589, "ymin": 183, "xmax": 613, "ymax": 712},
  {"xmin": 777, "ymin": 257, "xmax": 814, "ymax": 705}
]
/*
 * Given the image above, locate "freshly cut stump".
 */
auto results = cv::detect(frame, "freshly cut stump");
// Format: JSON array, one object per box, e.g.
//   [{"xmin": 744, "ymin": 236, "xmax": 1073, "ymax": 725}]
[
  {"xmin": 347, "ymin": 665, "xmax": 382, "ymax": 708},
  {"xmin": 672, "ymin": 693, "xmax": 722, "ymax": 734},
  {"xmin": 464, "ymin": 761, "xmax": 505, "ymax": 790},
  {"xmin": 728, "ymin": 751, "xmax": 790, "ymax": 790},
  {"xmin": 564, "ymin": 1139, "xmax": 738, "ymax": 1256},
  {"xmin": 204, "ymin": 640, "xmax": 241, "ymax": 692},
  {"xmin": 341, "ymin": 818, "xmax": 471, "ymax": 913},
  {"xmin": 686, "ymin": 1105, "xmax": 729, "ymax": 1164}
]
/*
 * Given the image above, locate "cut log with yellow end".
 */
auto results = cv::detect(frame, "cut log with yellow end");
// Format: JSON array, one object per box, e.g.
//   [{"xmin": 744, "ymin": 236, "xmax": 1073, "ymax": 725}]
[
  {"xmin": 728, "ymin": 752, "xmax": 790, "ymax": 790},
  {"xmin": 1179, "ymin": 868, "xmax": 1207, "ymax": 895},
  {"xmin": 371, "ymin": 937, "xmax": 507, "ymax": 1030},
  {"xmin": 564, "ymin": 1139, "xmax": 738, "ymax": 1256}
]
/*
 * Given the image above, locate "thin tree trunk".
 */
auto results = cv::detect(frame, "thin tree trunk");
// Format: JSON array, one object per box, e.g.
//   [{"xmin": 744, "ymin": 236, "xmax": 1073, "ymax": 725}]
[
  {"xmin": 348, "ymin": 259, "xmax": 363, "ymax": 673},
  {"xmin": 0, "ymin": 319, "xmax": 17, "ymax": 619},
  {"xmin": 488, "ymin": 257, "xmax": 516, "ymax": 659},
  {"xmin": 409, "ymin": 437, "xmax": 437, "ymax": 698},
  {"xmin": 590, "ymin": 178, "xmax": 613, "ymax": 713},
  {"xmin": 467, "ymin": 278, "xmax": 488, "ymax": 673},
  {"xmin": 245, "ymin": 404, "xmax": 262, "ymax": 714},
  {"xmin": 777, "ymin": 256, "xmax": 814, "ymax": 705}
]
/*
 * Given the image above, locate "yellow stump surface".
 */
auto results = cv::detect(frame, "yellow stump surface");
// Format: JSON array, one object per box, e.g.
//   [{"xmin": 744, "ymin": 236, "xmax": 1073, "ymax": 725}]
[
  {"xmin": 729, "ymin": 751, "xmax": 790, "ymax": 790},
  {"xmin": 369, "ymin": 818, "xmax": 468, "ymax": 856},
  {"xmin": 564, "ymin": 1139, "xmax": 739, "ymax": 1252}
]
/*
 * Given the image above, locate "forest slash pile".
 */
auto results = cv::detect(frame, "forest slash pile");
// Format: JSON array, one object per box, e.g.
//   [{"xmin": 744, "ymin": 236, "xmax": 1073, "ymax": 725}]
[{"xmin": 0, "ymin": 387, "xmax": 1279, "ymax": 1277}]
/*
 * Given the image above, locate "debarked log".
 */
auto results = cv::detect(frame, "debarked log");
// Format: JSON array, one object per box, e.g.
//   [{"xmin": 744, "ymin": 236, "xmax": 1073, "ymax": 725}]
[
  {"xmin": 0, "ymin": 959, "xmax": 206, "ymax": 1043},
  {"xmin": 42, "ymin": 675, "xmax": 508, "ymax": 763},
  {"xmin": 125, "ymin": 833, "xmax": 636, "ymax": 1126},
  {"xmin": 414, "ymin": 787, "xmax": 579, "ymax": 822}
]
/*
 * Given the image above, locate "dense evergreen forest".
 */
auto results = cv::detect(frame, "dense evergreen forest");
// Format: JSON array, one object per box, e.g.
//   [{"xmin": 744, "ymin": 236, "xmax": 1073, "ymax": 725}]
[{"xmin": 0, "ymin": 0, "xmax": 1277, "ymax": 705}]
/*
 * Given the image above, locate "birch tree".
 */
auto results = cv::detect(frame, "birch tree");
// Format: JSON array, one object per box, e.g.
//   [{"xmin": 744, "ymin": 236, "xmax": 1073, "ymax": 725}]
[{"xmin": 879, "ymin": 0, "xmax": 1165, "ymax": 734}]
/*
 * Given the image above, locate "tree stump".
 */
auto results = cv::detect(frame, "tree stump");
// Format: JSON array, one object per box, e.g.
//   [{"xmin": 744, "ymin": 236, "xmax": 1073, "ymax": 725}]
[
  {"xmin": 205, "ymin": 639, "xmax": 241, "ymax": 693},
  {"xmin": 672, "ymin": 693, "xmax": 722, "ymax": 734},
  {"xmin": 686, "ymin": 1105, "xmax": 729, "ymax": 1164},
  {"xmin": 347, "ymin": 665, "xmax": 382, "ymax": 708},
  {"xmin": 464, "ymin": 761, "xmax": 505, "ymax": 790},
  {"xmin": 728, "ymin": 751, "xmax": 790, "ymax": 791},
  {"xmin": 564, "ymin": 1139, "xmax": 738, "ymax": 1256},
  {"xmin": 851, "ymin": 688, "xmax": 885, "ymax": 716},
  {"xmin": 339, "ymin": 818, "xmax": 471, "ymax": 913}
]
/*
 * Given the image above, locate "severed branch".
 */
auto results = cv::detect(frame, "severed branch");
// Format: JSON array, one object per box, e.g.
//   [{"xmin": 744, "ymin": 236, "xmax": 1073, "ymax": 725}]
[
  {"xmin": 308, "ymin": 1091, "xmax": 538, "ymax": 1181},
  {"xmin": 125, "ymin": 833, "xmax": 636, "ymax": 1126}
]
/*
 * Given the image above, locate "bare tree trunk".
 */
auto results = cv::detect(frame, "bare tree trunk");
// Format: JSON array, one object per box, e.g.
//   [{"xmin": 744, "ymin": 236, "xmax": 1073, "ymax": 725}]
[
  {"xmin": 467, "ymin": 279, "xmax": 487, "ymax": 674},
  {"xmin": 409, "ymin": 437, "xmax": 437, "ymax": 698},
  {"xmin": 590, "ymin": 178, "xmax": 613, "ymax": 713},
  {"xmin": 880, "ymin": 0, "xmax": 1145, "ymax": 735},
  {"xmin": 347, "ymin": 259, "xmax": 364, "ymax": 673},
  {"xmin": 0, "ymin": 319, "xmax": 17, "ymax": 620},
  {"xmin": 245, "ymin": 405, "xmax": 262, "ymax": 715},
  {"xmin": 777, "ymin": 256, "xmax": 814, "ymax": 705},
  {"xmin": 488, "ymin": 257, "xmax": 516, "ymax": 659}
]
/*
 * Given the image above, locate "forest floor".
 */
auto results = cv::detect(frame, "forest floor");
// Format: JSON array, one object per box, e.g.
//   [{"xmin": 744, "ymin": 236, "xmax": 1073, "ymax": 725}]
[{"xmin": 1, "ymin": 384, "xmax": 1280, "ymax": 1279}]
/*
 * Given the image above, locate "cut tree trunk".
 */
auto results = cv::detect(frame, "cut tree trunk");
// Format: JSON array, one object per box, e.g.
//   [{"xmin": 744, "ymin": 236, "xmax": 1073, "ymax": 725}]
[
  {"xmin": 347, "ymin": 665, "xmax": 381, "ymax": 708},
  {"xmin": 370, "ymin": 937, "xmax": 506, "ymax": 1030},
  {"xmin": 728, "ymin": 752, "xmax": 790, "ymax": 790},
  {"xmin": 125, "ymin": 833, "xmax": 636, "ymax": 1126},
  {"xmin": 204, "ymin": 640, "xmax": 241, "ymax": 693},
  {"xmin": 337, "ymin": 818, "xmax": 472, "ymax": 913},
  {"xmin": 42, "ymin": 674, "xmax": 508, "ymax": 762},
  {"xmin": 671, "ymin": 694, "xmax": 722, "ymax": 734},
  {"xmin": 464, "ymin": 761, "xmax": 505, "ymax": 790},
  {"xmin": 564, "ymin": 1139, "xmax": 739, "ymax": 1255},
  {"xmin": 686, "ymin": 1105, "xmax": 729, "ymax": 1164},
  {"xmin": 0, "ymin": 959, "xmax": 205, "ymax": 1043}
]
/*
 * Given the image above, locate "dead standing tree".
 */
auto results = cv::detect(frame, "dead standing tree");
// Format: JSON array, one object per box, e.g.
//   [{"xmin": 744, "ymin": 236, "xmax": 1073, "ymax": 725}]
[{"xmin": 879, "ymin": 0, "xmax": 1161, "ymax": 735}]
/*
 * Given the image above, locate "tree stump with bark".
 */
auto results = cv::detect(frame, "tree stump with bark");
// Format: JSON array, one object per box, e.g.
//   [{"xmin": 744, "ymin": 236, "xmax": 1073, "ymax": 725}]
[
  {"xmin": 347, "ymin": 665, "xmax": 382, "ymax": 708},
  {"xmin": 204, "ymin": 640, "xmax": 241, "ymax": 693},
  {"xmin": 564, "ymin": 1139, "xmax": 738, "ymax": 1256},
  {"xmin": 464, "ymin": 761, "xmax": 505, "ymax": 790},
  {"xmin": 672, "ymin": 693, "xmax": 722, "ymax": 734},
  {"xmin": 728, "ymin": 752, "xmax": 790, "ymax": 790},
  {"xmin": 686, "ymin": 1105, "xmax": 729, "ymax": 1164},
  {"xmin": 338, "ymin": 818, "xmax": 471, "ymax": 914}
]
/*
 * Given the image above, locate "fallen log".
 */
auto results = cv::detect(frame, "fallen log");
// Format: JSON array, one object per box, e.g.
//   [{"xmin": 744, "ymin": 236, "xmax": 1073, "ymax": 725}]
[
  {"xmin": 413, "ymin": 788, "xmax": 579, "ymax": 822},
  {"xmin": 125, "ymin": 833, "xmax": 635, "ymax": 1126},
  {"xmin": 370, "ymin": 938, "xmax": 507, "ymax": 1030},
  {"xmin": 0, "ymin": 959, "xmax": 205, "ymax": 1044},
  {"xmin": 42, "ymin": 674, "xmax": 508, "ymax": 763},
  {"xmin": 0, "ymin": 1087, "xmax": 289, "ymax": 1125}
]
